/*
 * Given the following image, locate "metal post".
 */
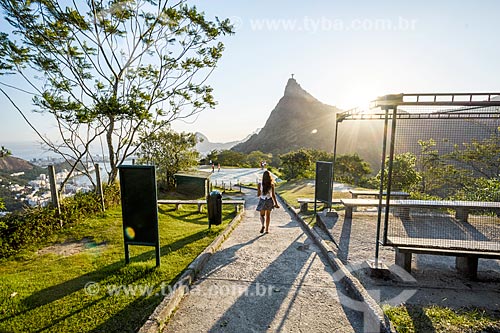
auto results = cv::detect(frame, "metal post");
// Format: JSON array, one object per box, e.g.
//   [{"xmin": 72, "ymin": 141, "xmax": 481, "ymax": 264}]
[
  {"xmin": 125, "ymin": 243, "xmax": 130, "ymax": 264},
  {"xmin": 383, "ymin": 107, "xmax": 399, "ymax": 243},
  {"xmin": 48, "ymin": 165, "xmax": 61, "ymax": 216},
  {"xmin": 333, "ymin": 120, "xmax": 339, "ymax": 174},
  {"xmin": 374, "ymin": 109, "xmax": 390, "ymax": 266},
  {"xmin": 95, "ymin": 163, "xmax": 105, "ymax": 212},
  {"xmin": 155, "ymin": 243, "xmax": 161, "ymax": 267},
  {"xmin": 332, "ymin": 119, "xmax": 340, "ymax": 210}
]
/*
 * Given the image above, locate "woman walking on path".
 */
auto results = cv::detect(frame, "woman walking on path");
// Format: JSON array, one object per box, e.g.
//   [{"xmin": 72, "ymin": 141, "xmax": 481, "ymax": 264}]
[{"xmin": 256, "ymin": 170, "xmax": 280, "ymax": 234}]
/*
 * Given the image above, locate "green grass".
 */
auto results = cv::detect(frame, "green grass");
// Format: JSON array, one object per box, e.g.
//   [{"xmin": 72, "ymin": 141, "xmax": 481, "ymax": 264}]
[
  {"xmin": 276, "ymin": 179, "xmax": 350, "ymax": 211},
  {"xmin": 0, "ymin": 205, "xmax": 237, "ymax": 332},
  {"xmin": 300, "ymin": 213, "xmax": 316, "ymax": 226},
  {"xmin": 276, "ymin": 179, "xmax": 315, "ymax": 209},
  {"xmin": 384, "ymin": 304, "xmax": 500, "ymax": 333}
]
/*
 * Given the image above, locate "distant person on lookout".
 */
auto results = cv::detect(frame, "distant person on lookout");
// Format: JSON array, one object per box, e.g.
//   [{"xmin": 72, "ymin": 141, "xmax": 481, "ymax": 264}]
[{"xmin": 256, "ymin": 171, "xmax": 280, "ymax": 234}]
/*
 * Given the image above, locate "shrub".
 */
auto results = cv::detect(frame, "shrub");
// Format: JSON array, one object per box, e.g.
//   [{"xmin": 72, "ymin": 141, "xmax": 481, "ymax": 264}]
[
  {"xmin": 451, "ymin": 178, "xmax": 500, "ymax": 202},
  {"xmin": 0, "ymin": 184, "xmax": 121, "ymax": 258}
]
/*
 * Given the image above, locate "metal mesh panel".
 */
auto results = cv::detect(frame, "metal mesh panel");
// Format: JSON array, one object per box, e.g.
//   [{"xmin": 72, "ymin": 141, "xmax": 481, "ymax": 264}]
[{"xmin": 385, "ymin": 105, "xmax": 500, "ymax": 252}]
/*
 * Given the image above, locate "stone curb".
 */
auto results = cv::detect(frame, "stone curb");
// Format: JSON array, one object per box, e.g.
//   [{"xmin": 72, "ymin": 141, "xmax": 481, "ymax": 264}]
[
  {"xmin": 138, "ymin": 206, "xmax": 246, "ymax": 333},
  {"xmin": 276, "ymin": 193, "xmax": 395, "ymax": 333}
]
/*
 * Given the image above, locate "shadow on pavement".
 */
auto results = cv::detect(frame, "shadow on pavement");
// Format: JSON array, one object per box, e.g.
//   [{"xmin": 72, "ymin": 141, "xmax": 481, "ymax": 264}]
[{"xmin": 206, "ymin": 233, "xmax": 364, "ymax": 332}]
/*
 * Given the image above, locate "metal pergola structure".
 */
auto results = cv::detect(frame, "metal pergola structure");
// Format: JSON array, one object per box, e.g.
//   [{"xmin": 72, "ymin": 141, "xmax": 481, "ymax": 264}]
[{"xmin": 333, "ymin": 92, "xmax": 500, "ymax": 267}]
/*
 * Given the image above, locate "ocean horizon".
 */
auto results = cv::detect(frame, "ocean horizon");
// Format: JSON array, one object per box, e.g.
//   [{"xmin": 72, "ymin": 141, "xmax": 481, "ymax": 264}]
[
  {"xmin": 2, "ymin": 141, "xmax": 59, "ymax": 161},
  {"xmin": 1, "ymin": 141, "xmax": 113, "ymax": 162}
]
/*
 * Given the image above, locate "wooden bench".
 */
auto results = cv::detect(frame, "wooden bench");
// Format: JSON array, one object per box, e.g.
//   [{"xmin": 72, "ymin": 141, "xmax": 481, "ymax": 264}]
[
  {"xmin": 394, "ymin": 245, "xmax": 500, "ymax": 280},
  {"xmin": 349, "ymin": 190, "xmax": 410, "ymax": 199},
  {"xmin": 297, "ymin": 198, "xmax": 342, "ymax": 213},
  {"xmin": 157, "ymin": 199, "xmax": 245, "ymax": 213}
]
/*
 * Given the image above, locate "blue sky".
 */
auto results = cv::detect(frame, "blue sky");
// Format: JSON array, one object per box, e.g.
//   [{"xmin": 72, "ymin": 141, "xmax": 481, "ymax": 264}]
[{"xmin": 1, "ymin": 0, "xmax": 499, "ymax": 145}]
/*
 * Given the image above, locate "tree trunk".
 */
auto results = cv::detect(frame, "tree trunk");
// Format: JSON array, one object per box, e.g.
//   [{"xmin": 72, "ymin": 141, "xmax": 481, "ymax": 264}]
[{"xmin": 107, "ymin": 115, "xmax": 118, "ymax": 184}]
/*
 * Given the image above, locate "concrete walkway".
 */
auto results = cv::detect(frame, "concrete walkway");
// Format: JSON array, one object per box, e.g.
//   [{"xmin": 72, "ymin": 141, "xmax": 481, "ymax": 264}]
[{"xmin": 163, "ymin": 189, "xmax": 364, "ymax": 332}]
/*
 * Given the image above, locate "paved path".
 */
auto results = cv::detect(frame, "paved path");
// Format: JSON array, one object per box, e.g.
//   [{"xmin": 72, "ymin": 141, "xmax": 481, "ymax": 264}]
[
  {"xmin": 200, "ymin": 167, "xmax": 279, "ymax": 185},
  {"xmin": 163, "ymin": 189, "xmax": 364, "ymax": 332}
]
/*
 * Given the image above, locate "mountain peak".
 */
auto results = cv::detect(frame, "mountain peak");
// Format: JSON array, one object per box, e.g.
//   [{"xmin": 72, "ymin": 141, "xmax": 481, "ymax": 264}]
[
  {"xmin": 232, "ymin": 78, "xmax": 339, "ymax": 155},
  {"xmin": 284, "ymin": 77, "xmax": 316, "ymax": 101}
]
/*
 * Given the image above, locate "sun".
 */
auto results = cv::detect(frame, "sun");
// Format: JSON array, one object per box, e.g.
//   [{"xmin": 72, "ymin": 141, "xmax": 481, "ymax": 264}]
[
  {"xmin": 335, "ymin": 76, "xmax": 388, "ymax": 111},
  {"xmin": 340, "ymin": 87, "xmax": 384, "ymax": 111}
]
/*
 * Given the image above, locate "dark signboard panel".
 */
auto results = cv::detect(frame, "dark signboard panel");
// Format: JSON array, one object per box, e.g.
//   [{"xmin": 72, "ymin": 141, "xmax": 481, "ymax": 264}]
[
  {"xmin": 118, "ymin": 165, "xmax": 160, "ymax": 266},
  {"xmin": 174, "ymin": 173, "xmax": 210, "ymax": 197},
  {"xmin": 315, "ymin": 161, "xmax": 333, "ymax": 205}
]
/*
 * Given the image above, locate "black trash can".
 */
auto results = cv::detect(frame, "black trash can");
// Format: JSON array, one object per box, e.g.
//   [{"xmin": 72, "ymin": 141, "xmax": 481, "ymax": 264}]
[{"xmin": 207, "ymin": 190, "xmax": 222, "ymax": 227}]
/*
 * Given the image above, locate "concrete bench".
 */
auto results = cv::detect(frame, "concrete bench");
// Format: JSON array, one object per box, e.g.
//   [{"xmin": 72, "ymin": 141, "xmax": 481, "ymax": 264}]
[
  {"xmin": 394, "ymin": 246, "xmax": 500, "ymax": 280},
  {"xmin": 390, "ymin": 199, "xmax": 500, "ymax": 222},
  {"xmin": 349, "ymin": 190, "xmax": 410, "ymax": 199},
  {"xmin": 158, "ymin": 199, "xmax": 245, "ymax": 213},
  {"xmin": 340, "ymin": 199, "xmax": 384, "ymax": 218},
  {"xmin": 297, "ymin": 198, "xmax": 342, "ymax": 213},
  {"xmin": 340, "ymin": 198, "xmax": 500, "ymax": 279},
  {"xmin": 340, "ymin": 198, "xmax": 500, "ymax": 221}
]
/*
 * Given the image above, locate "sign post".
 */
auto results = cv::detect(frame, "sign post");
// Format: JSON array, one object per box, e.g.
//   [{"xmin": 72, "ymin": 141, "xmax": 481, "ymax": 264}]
[
  {"xmin": 314, "ymin": 161, "xmax": 334, "ymax": 215},
  {"xmin": 118, "ymin": 165, "xmax": 160, "ymax": 267}
]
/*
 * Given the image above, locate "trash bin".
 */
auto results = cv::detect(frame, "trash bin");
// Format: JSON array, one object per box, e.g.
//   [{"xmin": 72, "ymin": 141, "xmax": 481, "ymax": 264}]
[{"xmin": 207, "ymin": 190, "xmax": 222, "ymax": 227}]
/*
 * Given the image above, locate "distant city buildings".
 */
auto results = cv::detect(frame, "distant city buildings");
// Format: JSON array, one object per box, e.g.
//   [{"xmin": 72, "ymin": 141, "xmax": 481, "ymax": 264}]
[
  {"xmin": 1, "ymin": 152, "xmax": 122, "ymax": 214},
  {"xmin": 1, "ymin": 168, "xmax": 95, "ymax": 213},
  {"xmin": 29, "ymin": 154, "xmax": 109, "ymax": 167}
]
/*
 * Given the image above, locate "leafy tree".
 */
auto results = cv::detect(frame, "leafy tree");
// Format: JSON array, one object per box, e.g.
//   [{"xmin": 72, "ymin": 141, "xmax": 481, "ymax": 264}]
[
  {"xmin": 136, "ymin": 127, "xmax": 199, "ymax": 190},
  {"xmin": 269, "ymin": 154, "xmax": 282, "ymax": 168},
  {"xmin": 203, "ymin": 149, "xmax": 244, "ymax": 168},
  {"xmin": 417, "ymin": 139, "xmax": 443, "ymax": 193},
  {"xmin": 0, "ymin": 146, "xmax": 11, "ymax": 158},
  {"xmin": 417, "ymin": 140, "xmax": 442, "ymax": 195},
  {"xmin": 215, "ymin": 150, "xmax": 247, "ymax": 167},
  {"xmin": 206, "ymin": 149, "xmax": 219, "ymax": 166},
  {"xmin": 411, "ymin": 135, "xmax": 500, "ymax": 199},
  {"xmin": 279, "ymin": 149, "xmax": 312, "ymax": 180},
  {"xmin": 308, "ymin": 149, "xmax": 334, "ymax": 164},
  {"xmin": 334, "ymin": 153, "xmax": 371, "ymax": 186},
  {"xmin": 0, "ymin": 198, "xmax": 5, "ymax": 211},
  {"xmin": 418, "ymin": 139, "xmax": 470, "ymax": 197},
  {"xmin": 0, "ymin": 0, "xmax": 233, "ymax": 191},
  {"xmin": 453, "ymin": 177, "xmax": 500, "ymax": 202},
  {"xmin": 246, "ymin": 151, "xmax": 272, "ymax": 168},
  {"xmin": 375, "ymin": 153, "xmax": 421, "ymax": 191},
  {"xmin": 446, "ymin": 133, "xmax": 500, "ymax": 179}
]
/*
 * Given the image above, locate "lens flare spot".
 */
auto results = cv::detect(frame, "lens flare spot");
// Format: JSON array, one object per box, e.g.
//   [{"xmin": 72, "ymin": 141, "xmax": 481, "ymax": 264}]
[
  {"xmin": 311, "ymin": 129, "xmax": 318, "ymax": 134},
  {"xmin": 125, "ymin": 227, "xmax": 135, "ymax": 240}
]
